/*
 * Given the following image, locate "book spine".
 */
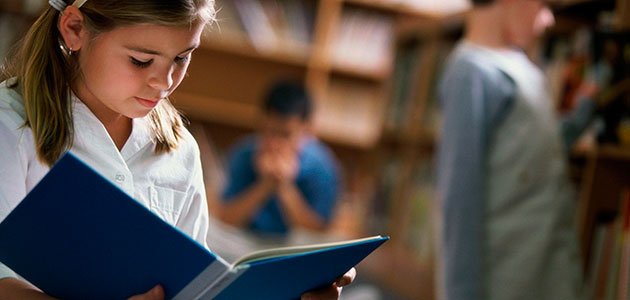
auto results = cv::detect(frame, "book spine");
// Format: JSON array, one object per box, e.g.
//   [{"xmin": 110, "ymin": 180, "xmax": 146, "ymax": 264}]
[
  {"xmin": 193, "ymin": 266, "xmax": 248, "ymax": 299},
  {"xmin": 172, "ymin": 259, "xmax": 230, "ymax": 300}
]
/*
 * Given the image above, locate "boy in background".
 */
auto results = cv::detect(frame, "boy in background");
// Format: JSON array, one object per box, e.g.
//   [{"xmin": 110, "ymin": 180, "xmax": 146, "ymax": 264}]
[{"xmin": 219, "ymin": 80, "xmax": 341, "ymax": 239}]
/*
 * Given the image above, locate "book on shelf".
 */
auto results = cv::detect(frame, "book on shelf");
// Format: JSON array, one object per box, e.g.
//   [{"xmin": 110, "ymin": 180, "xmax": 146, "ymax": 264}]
[
  {"xmin": 386, "ymin": 40, "xmax": 424, "ymax": 131},
  {"xmin": 228, "ymin": 0, "xmax": 313, "ymax": 52},
  {"xmin": 586, "ymin": 188, "xmax": 630, "ymax": 300},
  {"xmin": 330, "ymin": 8, "xmax": 394, "ymax": 75},
  {"xmin": 314, "ymin": 78, "xmax": 386, "ymax": 147},
  {"xmin": 616, "ymin": 189, "xmax": 630, "ymax": 299},
  {"xmin": 0, "ymin": 152, "xmax": 389, "ymax": 300},
  {"xmin": 232, "ymin": 0, "xmax": 279, "ymax": 51},
  {"xmin": 404, "ymin": 156, "xmax": 436, "ymax": 261}
]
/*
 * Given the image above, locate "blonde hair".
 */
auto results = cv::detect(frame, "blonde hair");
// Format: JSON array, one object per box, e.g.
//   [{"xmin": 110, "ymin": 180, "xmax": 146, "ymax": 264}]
[{"xmin": 0, "ymin": 0, "xmax": 215, "ymax": 166}]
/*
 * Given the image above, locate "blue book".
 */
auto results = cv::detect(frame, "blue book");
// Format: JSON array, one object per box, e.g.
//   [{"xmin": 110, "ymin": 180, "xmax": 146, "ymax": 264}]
[{"xmin": 0, "ymin": 152, "xmax": 388, "ymax": 299}]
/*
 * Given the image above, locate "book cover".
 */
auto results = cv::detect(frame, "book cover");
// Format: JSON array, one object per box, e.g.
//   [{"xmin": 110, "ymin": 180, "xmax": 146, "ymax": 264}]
[{"xmin": 0, "ymin": 152, "xmax": 388, "ymax": 300}]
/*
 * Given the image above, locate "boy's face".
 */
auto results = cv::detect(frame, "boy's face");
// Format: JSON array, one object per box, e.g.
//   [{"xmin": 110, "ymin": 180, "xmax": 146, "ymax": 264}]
[
  {"xmin": 259, "ymin": 112, "xmax": 308, "ymax": 153},
  {"xmin": 73, "ymin": 21, "xmax": 205, "ymax": 120},
  {"xmin": 504, "ymin": 0, "xmax": 554, "ymax": 48}
]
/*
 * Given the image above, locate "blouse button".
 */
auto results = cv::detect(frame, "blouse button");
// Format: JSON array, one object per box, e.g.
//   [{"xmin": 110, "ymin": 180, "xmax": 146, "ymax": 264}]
[{"xmin": 115, "ymin": 173, "xmax": 126, "ymax": 182}]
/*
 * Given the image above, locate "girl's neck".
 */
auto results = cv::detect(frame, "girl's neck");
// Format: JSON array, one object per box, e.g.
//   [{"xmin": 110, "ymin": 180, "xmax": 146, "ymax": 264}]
[
  {"xmin": 73, "ymin": 87, "xmax": 132, "ymax": 151},
  {"xmin": 103, "ymin": 115, "xmax": 132, "ymax": 151}
]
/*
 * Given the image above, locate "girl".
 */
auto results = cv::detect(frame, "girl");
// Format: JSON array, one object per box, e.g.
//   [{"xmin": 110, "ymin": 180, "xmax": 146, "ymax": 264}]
[{"xmin": 0, "ymin": 0, "xmax": 354, "ymax": 299}]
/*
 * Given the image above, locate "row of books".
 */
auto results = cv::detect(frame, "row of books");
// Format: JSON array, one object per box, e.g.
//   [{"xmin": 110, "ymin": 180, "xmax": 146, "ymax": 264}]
[
  {"xmin": 214, "ymin": 0, "xmax": 396, "ymax": 75},
  {"xmin": 541, "ymin": 26, "xmax": 629, "ymax": 146},
  {"xmin": 366, "ymin": 152, "xmax": 436, "ymax": 261},
  {"xmin": 328, "ymin": 8, "xmax": 395, "ymax": 76},
  {"xmin": 586, "ymin": 189, "xmax": 630, "ymax": 300},
  {"xmin": 215, "ymin": 0, "xmax": 315, "ymax": 52},
  {"xmin": 313, "ymin": 78, "xmax": 386, "ymax": 148},
  {"xmin": 385, "ymin": 39, "xmax": 454, "ymax": 137}
]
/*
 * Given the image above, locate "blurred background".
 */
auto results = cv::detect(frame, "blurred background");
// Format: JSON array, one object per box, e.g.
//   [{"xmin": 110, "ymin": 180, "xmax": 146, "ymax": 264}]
[{"xmin": 1, "ymin": 0, "xmax": 628, "ymax": 299}]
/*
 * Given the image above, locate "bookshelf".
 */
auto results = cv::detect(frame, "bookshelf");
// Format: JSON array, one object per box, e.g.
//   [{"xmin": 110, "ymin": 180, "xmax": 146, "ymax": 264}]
[
  {"xmin": 172, "ymin": 0, "xmax": 630, "ymax": 297},
  {"xmin": 386, "ymin": 0, "xmax": 629, "ymax": 298},
  {"xmin": 576, "ymin": 145, "xmax": 630, "ymax": 274},
  {"xmin": 173, "ymin": 0, "xmax": 467, "ymax": 149},
  {"xmin": 172, "ymin": 1, "xmax": 468, "ymax": 299},
  {"xmin": 541, "ymin": 0, "xmax": 630, "ymax": 292}
]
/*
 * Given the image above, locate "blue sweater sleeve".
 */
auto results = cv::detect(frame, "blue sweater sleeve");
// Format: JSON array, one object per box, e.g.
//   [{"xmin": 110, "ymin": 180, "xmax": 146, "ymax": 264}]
[{"xmin": 437, "ymin": 58, "xmax": 514, "ymax": 300}]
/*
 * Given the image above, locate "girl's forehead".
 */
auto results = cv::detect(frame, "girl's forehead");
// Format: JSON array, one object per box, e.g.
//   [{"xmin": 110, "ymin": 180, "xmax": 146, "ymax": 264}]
[
  {"xmin": 97, "ymin": 22, "xmax": 204, "ymax": 49},
  {"xmin": 109, "ymin": 22, "xmax": 205, "ymax": 36}
]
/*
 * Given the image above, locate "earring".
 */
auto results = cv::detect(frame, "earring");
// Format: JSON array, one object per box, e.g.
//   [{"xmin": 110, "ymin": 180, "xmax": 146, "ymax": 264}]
[{"xmin": 58, "ymin": 39, "xmax": 75, "ymax": 56}]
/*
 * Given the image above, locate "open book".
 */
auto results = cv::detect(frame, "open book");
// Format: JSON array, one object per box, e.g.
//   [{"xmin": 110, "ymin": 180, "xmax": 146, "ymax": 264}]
[{"xmin": 0, "ymin": 152, "xmax": 388, "ymax": 300}]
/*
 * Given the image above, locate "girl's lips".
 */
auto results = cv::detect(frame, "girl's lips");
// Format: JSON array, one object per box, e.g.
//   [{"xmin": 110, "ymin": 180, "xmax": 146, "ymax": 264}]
[{"xmin": 136, "ymin": 97, "xmax": 159, "ymax": 108}]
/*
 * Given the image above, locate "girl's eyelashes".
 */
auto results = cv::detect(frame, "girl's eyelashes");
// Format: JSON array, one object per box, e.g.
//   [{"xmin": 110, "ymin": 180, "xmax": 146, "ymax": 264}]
[
  {"xmin": 175, "ymin": 54, "xmax": 191, "ymax": 64},
  {"xmin": 130, "ymin": 52, "xmax": 192, "ymax": 68},
  {"xmin": 130, "ymin": 57, "xmax": 152, "ymax": 68}
]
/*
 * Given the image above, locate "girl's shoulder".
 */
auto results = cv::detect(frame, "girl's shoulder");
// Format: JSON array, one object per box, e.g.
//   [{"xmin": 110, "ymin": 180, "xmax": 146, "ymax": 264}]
[{"xmin": 175, "ymin": 124, "xmax": 203, "ymax": 162}]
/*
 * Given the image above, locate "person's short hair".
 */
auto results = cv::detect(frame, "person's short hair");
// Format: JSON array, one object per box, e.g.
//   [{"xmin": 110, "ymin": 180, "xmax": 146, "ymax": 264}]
[{"xmin": 262, "ymin": 80, "xmax": 313, "ymax": 121}]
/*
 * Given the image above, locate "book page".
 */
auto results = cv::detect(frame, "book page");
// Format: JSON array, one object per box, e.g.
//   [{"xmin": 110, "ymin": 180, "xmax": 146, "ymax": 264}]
[{"xmin": 231, "ymin": 235, "xmax": 385, "ymax": 266}]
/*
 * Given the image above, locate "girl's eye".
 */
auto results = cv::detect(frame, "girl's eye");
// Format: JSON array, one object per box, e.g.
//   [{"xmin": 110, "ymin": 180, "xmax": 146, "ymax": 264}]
[
  {"xmin": 175, "ymin": 54, "xmax": 190, "ymax": 64},
  {"xmin": 130, "ymin": 57, "xmax": 152, "ymax": 68}
]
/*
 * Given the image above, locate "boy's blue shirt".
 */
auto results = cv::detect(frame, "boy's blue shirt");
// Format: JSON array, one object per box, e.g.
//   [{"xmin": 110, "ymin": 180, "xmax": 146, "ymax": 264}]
[{"xmin": 222, "ymin": 135, "xmax": 341, "ymax": 235}]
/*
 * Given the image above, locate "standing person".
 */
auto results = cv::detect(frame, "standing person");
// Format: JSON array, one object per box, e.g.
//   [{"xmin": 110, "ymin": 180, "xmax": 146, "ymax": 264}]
[
  {"xmin": 0, "ymin": 1, "xmax": 354, "ymax": 299},
  {"xmin": 436, "ymin": 0, "xmax": 596, "ymax": 299},
  {"xmin": 219, "ymin": 80, "xmax": 341, "ymax": 238}
]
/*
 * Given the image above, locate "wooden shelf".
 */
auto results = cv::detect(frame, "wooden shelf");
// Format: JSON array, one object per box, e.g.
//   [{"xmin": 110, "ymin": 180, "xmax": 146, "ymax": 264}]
[
  {"xmin": 594, "ymin": 145, "xmax": 630, "ymax": 161},
  {"xmin": 172, "ymin": 92, "xmax": 259, "ymax": 130},
  {"xmin": 173, "ymin": 91, "xmax": 382, "ymax": 149},
  {"xmin": 572, "ymin": 144, "xmax": 630, "ymax": 161},
  {"xmin": 381, "ymin": 127, "xmax": 436, "ymax": 150},
  {"xmin": 201, "ymin": 33, "xmax": 311, "ymax": 68},
  {"xmin": 576, "ymin": 144, "xmax": 630, "ymax": 272},
  {"xmin": 330, "ymin": 62, "xmax": 392, "ymax": 82}
]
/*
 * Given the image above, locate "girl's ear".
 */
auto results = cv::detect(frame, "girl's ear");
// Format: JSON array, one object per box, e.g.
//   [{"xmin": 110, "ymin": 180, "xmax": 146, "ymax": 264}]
[{"xmin": 58, "ymin": 6, "xmax": 86, "ymax": 52}]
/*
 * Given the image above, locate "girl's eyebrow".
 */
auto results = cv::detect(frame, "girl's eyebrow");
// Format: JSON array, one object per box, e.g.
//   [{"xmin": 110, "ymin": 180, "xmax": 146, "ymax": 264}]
[{"xmin": 126, "ymin": 45, "xmax": 199, "ymax": 56}]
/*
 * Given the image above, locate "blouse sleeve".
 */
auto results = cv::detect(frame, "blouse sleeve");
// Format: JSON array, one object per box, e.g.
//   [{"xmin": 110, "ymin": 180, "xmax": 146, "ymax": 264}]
[
  {"xmin": 175, "ymin": 137, "xmax": 211, "ymax": 250},
  {"xmin": 0, "ymin": 121, "xmax": 26, "ymax": 279}
]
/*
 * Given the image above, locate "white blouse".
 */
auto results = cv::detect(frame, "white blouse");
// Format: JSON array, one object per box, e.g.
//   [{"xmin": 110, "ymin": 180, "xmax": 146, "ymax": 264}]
[{"xmin": 0, "ymin": 81, "xmax": 210, "ymax": 279}]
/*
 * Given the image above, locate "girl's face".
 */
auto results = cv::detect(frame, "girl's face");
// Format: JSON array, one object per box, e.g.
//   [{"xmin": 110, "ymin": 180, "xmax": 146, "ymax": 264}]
[{"xmin": 73, "ymin": 21, "xmax": 205, "ymax": 121}]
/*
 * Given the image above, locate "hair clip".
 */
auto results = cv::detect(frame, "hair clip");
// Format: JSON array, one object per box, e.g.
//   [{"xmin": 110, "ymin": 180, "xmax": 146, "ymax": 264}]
[{"xmin": 49, "ymin": 0, "xmax": 88, "ymax": 12}]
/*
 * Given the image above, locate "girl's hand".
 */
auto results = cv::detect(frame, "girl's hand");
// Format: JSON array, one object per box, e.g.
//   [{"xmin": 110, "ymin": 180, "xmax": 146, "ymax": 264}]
[
  {"xmin": 128, "ymin": 285, "xmax": 164, "ymax": 300},
  {"xmin": 300, "ymin": 268, "xmax": 357, "ymax": 300}
]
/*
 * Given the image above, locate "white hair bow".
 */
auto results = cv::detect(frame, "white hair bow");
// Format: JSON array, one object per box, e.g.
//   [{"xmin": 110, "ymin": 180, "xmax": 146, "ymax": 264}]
[{"xmin": 49, "ymin": 0, "xmax": 88, "ymax": 12}]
